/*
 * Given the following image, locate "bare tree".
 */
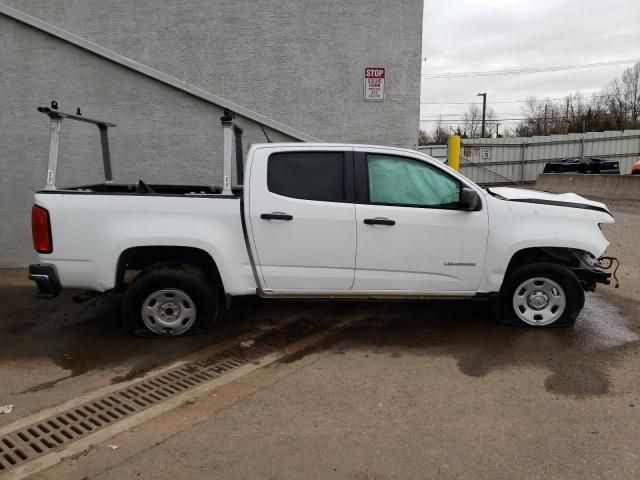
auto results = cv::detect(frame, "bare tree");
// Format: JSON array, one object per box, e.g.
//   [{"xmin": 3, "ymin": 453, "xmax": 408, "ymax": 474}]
[
  {"xmin": 624, "ymin": 62, "xmax": 640, "ymax": 125},
  {"xmin": 462, "ymin": 103, "xmax": 496, "ymax": 138},
  {"xmin": 463, "ymin": 103, "xmax": 482, "ymax": 138},
  {"xmin": 498, "ymin": 126, "xmax": 515, "ymax": 138},
  {"xmin": 431, "ymin": 116, "xmax": 449, "ymax": 144},
  {"xmin": 515, "ymin": 61, "xmax": 640, "ymax": 136},
  {"xmin": 604, "ymin": 62, "xmax": 640, "ymax": 128},
  {"xmin": 418, "ymin": 116, "xmax": 450, "ymax": 145},
  {"xmin": 418, "ymin": 129, "xmax": 429, "ymax": 146},
  {"xmin": 517, "ymin": 96, "xmax": 564, "ymax": 136},
  {"xmin": 485, "ymin": 108, "xmax": 497, "ymax": 136}
]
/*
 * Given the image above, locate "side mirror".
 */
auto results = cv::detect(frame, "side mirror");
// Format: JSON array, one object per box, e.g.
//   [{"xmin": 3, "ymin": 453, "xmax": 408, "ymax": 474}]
[{"xmin": 459, "ymin": 187, "xmax": 480, "ymax": 211}]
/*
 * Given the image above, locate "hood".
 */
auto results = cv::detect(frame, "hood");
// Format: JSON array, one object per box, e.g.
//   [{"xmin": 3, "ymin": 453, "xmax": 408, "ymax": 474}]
[{"xmin": 487, "ymin": 187, "xmax": 611, "ymax": 215}]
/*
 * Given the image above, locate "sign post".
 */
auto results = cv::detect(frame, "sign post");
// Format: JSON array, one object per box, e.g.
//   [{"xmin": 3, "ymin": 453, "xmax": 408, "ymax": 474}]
[{"xmin": 364, "ymin": 67, "xmax": 385, "ymax": 101}]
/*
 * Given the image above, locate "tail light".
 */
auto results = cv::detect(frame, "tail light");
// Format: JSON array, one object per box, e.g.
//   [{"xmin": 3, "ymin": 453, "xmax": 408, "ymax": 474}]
[{"xmin": 32, "ymin": 205, "xmax": 53, "ymax": 253}]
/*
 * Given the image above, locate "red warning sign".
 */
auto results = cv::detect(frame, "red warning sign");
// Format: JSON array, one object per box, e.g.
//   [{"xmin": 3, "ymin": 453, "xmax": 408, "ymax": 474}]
[{"xmin": 364, "ymin": 67, "xmax": 385, "ymax": 101}]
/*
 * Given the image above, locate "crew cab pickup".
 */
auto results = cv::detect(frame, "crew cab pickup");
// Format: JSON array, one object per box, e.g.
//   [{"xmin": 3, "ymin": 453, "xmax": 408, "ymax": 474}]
[{"xmin": 29, "ymin": 105, "xmax": 617, "ymax": 336}]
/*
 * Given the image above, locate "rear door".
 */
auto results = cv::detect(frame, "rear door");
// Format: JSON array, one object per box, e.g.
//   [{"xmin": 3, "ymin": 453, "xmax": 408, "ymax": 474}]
[
  {"xmin": 353, "ymin": 149, "xmax": 488, "ymax": 293},
  {"xmin": 247, "ymin": 146, "xmax": 356, "ymax": 292}
]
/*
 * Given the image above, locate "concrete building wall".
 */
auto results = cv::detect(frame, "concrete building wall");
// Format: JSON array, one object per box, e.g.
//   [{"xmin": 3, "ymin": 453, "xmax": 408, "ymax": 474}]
[{"xmin": 0, "ymin": 1, "xmax": 422, "ymax": 267}]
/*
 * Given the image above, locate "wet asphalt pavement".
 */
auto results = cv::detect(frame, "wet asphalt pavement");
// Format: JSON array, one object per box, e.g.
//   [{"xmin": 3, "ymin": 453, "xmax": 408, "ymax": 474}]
[
  {"xmin": 0, "ymin": 279, "xmax": 328, "ymax": 425},
  {"xmin": 16, "ymin": 288, "xmax": 636, "ymax": 480},
  {"xmin": 283, "ymin": 294, "xmax": 639, "ymax": 397},
  {"xmin": 1, "ymin": 277, "xmax": 638, "ymax": 425}
]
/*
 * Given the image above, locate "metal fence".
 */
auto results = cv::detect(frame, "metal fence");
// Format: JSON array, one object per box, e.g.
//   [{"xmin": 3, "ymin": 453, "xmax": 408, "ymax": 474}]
[{"xmin": 418, "ymin": 130, "xmax": 640, "ymax": 185}]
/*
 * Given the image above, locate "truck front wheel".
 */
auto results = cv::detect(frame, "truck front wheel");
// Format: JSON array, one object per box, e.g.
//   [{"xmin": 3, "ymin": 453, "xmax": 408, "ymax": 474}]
[
  {"xmin": 123, "ymin": 264, "xmax": 219, "ymax": 337},
  {"xmin": 495, "ymin": 262, "xmax": 584, "ymax": 327}
]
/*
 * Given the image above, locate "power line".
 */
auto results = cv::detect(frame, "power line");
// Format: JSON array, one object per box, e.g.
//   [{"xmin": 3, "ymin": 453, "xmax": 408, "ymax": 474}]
[
  {"xmin": 420, "ymin": 116, "xmax": 540, "ymax": 121},
  {"xmin": 422, "ymin": 100, "xmax": 521, "ymax": 105},
  {"xmin": 420, "ymin": 94, "xmax": 607, "ymax": 105},
  {"xmin": 420, "ymin": 109, "xmax": 635, "ymax": 119},
  {"xmin": 420, "ymin": 116, "xmax": 561, "ymax": 121},
  {"xmin": 419, "ymin": 117, "xmax": 522, "ymax": 122},
  {"xmin": 420, "ymin": 112, "xmax": 521, "ymax": 118},
  {"xmin": 422, "ymin": 59, "xmax": 638, "ymax": 79},
  {"xmin": 420, "ymin": 111, "xmax": 634, "ymax": 121},
  {"xmin": 419, "ymin": 112, "xmax": 634, "ymax": 124}
]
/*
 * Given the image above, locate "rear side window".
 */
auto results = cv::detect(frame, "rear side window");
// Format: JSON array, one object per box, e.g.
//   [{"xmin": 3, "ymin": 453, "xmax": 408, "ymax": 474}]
[{"xmin": 268, "ymin": 152, "xmax": 345, "ymax": 202}]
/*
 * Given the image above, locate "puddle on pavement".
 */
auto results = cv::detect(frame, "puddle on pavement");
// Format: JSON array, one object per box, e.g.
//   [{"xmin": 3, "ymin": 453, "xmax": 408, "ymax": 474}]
[
  {"xmin": 281, "ymin": 294, "xmax": 639, "ymax": 398},
  {"xmin": 544, "ymin": 364, "xmax": 609, "ymax": 396}
]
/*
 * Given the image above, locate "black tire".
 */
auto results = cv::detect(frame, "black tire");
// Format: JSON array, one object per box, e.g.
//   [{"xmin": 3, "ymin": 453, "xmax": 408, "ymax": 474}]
[
  {"xmin": 122, "ymin": 264, "xmax": 219, "ymax": 337},
  {"xmin": 495, "ymin": 262, "xmax": 584, "ymax": 327}
]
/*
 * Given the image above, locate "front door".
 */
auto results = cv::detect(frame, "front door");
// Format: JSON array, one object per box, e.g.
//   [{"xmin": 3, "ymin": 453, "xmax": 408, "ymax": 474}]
[
  {"xmin": 248, "ymin": 147, "xmax": 356, "ymax": 291},
  {"xmin": 353, "ymin": 151, "xmax": 488, "ymax": 293}
]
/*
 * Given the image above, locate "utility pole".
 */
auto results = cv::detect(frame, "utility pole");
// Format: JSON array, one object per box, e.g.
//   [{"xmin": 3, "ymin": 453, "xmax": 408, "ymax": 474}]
[{"xmin": 477, "ymin": 93, "xmax": 487, "ymax": 138}]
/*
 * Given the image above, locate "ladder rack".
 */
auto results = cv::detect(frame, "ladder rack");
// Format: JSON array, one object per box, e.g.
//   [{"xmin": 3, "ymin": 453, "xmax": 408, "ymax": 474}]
[
  {"xmin": 37, "ymin": 101, "xmax": 244, "ymax": 193},
  {"xmin": 37, "ymin": 101, "xmax": 116, "ymax": 190}
]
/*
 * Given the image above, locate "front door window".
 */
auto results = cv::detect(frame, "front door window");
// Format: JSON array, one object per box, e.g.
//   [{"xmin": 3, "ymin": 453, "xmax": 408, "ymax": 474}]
[{"xmin": 367, "ymin": 154, "xmax": 460, "ymax": 208}]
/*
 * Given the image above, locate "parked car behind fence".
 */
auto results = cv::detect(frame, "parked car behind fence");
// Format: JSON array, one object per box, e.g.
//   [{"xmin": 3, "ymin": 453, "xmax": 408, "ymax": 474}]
[{"xmin": 543, "ymin": 157, "xmax": 620, "ymax": 175}]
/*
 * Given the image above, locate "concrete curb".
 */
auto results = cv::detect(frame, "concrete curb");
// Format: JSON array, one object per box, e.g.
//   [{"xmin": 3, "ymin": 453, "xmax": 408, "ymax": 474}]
[{"xmin": 534, "ymin": 174, "xmax": 640, "ymax": 200}]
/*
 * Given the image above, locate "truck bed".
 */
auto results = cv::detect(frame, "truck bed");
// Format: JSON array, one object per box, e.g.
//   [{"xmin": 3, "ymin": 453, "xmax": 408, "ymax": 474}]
[
  {"xmin": 46, "ymin": 182, "xmax": 243, "ymax": 196},
  {"xmin": 33, "ymin": 189, "xmax": 255, "ymax": 295}
]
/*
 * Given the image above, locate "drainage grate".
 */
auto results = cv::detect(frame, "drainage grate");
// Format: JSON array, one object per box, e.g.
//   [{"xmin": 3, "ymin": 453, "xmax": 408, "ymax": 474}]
[{"xmin": 0, "ymin": 318, "xmax": 328, "ymax": 473}]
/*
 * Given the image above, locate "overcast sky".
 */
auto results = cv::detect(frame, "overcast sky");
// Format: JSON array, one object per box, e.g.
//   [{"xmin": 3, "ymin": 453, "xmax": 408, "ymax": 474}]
[{"xmin": 420, "ymin": 0, "xmax": 640, "ymax": 133}]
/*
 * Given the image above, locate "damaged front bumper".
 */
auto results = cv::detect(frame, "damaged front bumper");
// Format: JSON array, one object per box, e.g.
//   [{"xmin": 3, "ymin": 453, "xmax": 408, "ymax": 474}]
[{"xmin": 571, "ymin": 255, "xmax": 620, "ymax": 291}]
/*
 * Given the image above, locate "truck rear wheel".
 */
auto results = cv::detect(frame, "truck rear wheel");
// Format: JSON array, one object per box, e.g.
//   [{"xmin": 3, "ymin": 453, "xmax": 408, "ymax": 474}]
[
  {"xmin": 123, "ymin": 264, "xmax": 219, "ymax": 337},
  {"xmin": 495, "ymin": 262, "xmax": 584, "ymax": 327}
]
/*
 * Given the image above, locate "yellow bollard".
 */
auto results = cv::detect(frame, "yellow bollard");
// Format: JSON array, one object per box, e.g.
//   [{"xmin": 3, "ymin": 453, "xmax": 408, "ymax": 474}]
[{"xmin": 447, "ymin": 135, "xmax": 461, "ymax": 171}]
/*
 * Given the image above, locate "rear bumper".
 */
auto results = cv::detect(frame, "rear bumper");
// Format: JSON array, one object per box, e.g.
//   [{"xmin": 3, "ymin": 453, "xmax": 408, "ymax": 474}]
[{"xmin": 28, "ymin": 264, "xmax": 62, "ymax": 298}]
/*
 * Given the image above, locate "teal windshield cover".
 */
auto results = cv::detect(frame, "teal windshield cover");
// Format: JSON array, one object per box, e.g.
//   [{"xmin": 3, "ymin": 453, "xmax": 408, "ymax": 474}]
[{"xmin": 368, "ymin": 155, "xmax": 459, "ymax": 206}]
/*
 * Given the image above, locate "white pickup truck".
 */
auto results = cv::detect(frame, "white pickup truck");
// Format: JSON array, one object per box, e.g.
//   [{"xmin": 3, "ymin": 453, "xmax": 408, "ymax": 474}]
[{"xmin": 29, "ymin": 104, "xmax": 617, "ymax": 336}]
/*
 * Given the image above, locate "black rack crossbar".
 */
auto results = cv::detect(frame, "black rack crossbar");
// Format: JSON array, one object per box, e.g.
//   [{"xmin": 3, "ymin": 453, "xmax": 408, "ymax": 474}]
[
  {"xmin": 234, "ymin": 124, "xmax": 244, "ymax": 186},
  {"xmin": 37, "ymin": 104, "xmax": 117, "ymax": 189}
]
